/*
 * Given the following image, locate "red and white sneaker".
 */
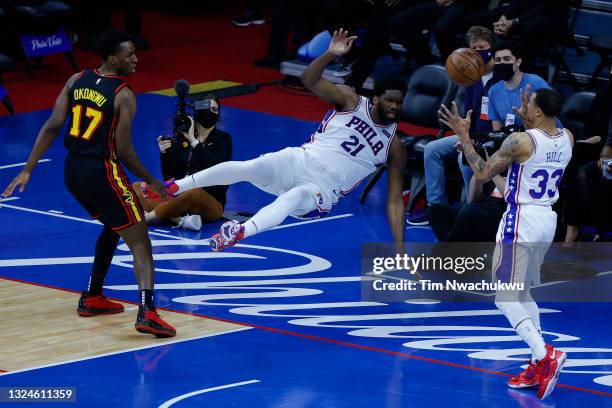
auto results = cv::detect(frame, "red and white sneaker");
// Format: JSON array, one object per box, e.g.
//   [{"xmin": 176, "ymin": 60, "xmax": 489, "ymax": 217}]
[
  {"xmin": 140, "ymin": 179, "xmax": 179, "ymax": 201},
  {"xmin": 508, "ymin": 361, "xmax": 538, "ymax": 388},
  {"xmin": 210, "ymin": 220, "xmax": 244, "ymax": 252},
  {"xmin": 537, "ymin": 345, "xmax": 567, "ymax": 400}
]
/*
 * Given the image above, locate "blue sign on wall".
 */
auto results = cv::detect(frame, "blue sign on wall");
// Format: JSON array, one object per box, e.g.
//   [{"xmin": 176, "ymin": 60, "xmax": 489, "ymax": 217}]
[{"xmin": 19, "ymin": 29, "xmax": 72, "ymax": 58}]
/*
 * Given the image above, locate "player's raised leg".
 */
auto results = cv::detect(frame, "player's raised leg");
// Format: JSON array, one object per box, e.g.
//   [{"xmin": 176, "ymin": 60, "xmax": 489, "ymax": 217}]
[{"xmin": 141, "ymin": 156, "xmax": 278, "ymax": 199}]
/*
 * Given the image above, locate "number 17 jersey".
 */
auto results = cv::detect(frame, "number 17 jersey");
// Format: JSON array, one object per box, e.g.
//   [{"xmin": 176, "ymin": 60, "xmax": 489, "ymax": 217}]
[
  {"xmin": 302, "ymin": 96, "xmax": 397, "ymax": 195},
  {"xmin": 64, "ymin": 69, "xmax": 129, "ymax": 159}
]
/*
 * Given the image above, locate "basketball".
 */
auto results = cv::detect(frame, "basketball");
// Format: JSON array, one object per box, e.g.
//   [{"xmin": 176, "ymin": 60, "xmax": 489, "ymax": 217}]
[{"xmin": 445, "ymin": 48, "xmax": 484, "ymax": 87}]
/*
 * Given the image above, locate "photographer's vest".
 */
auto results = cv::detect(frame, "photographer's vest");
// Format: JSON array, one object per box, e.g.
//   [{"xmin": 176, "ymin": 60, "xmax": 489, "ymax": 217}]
[{"xmin": 64, "ymin": 69, "xmax": 129, "ymax": 159}]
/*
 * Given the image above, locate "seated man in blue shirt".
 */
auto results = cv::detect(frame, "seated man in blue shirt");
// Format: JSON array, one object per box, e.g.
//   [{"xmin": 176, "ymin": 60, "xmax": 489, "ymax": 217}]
[
  {"xmin": 487, "ymin": 40, "xmax": 561, "ymax": 130},
  {"xmin": 410, "ymin": 26, "xmax": 500, "ymax": 226}
]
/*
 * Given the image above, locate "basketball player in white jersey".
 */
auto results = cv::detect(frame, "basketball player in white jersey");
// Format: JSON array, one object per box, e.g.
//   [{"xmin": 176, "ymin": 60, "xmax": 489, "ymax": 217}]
[
  {"xmin": 142, "ymin": 29, "xmax": 408, "ymax": 252},
  {"xmin": 440, "ymin": 87, "xmax": 572, "ymax": 400}
]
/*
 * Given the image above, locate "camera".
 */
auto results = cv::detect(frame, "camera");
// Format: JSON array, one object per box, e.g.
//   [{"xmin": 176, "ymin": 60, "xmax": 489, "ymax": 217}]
[
  {"xmin": 172, "ymin": 79, "xmax": 194, "ymax": 138},
  {"xmin": 462, "ymin": 124, "xmax": 523, "ymax": 165}
]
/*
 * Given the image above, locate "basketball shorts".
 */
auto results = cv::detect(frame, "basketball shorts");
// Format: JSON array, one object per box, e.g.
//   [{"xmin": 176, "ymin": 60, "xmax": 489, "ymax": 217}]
[
  {"xmin": 64, "ymin": 153, "xmax": 144, "ymax": 231},
  {"xmin": 251, "ymin": 147, "xmax": 342, "ymax": 219},
  {"xmin": 492, "ymin": 203, "xmax": 556, "ymax": 289}
]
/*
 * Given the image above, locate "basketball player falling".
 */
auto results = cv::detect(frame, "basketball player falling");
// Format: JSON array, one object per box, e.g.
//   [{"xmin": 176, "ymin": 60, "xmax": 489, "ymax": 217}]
[
  {"xmin": 143, "ymin": 29, "xmax": 408, "ymax": 252},
  {"xmin": 440, "ymin": 86, "xmax": 572, "ymax": 400},
  {"xmin": 3, "ymin": 31, "xmax": 176, "ymax": 338}
]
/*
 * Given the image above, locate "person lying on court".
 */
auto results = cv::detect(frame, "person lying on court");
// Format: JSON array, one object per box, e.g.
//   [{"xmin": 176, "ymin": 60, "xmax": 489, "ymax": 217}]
[{"xmin": 142, "ymin": 28, "xmax": 408, "ymax": 253}]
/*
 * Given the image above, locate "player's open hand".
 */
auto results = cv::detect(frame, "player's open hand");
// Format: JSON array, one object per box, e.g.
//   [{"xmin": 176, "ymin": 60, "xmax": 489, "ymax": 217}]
[
  {"xmin": 2, "ymin": 171, "xmax": 30, "ymax": 198},
  {"xmin": 513, "ymin": 84, "xmax": 533, "ymax": 129},
  {"xmin": 149, "ymin": 178, "xmax": 168, "ymax": 200},
  {"xmin": 328, "ymin": 28, "xmax": 357, "ymax": 57},
  {"xmin": 439, "ymin": 102, "xmax": 473, "ymax": 142}
]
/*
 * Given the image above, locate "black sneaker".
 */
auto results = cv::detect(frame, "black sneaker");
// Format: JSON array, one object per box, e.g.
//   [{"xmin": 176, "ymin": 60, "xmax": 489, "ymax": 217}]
[
  {"xmin": 407, "ymin": 210, "xmax": 430, "ymax": 226},
  {"xmin": 232, "ymin": 12, "xmax": 266, "ymax": 27}
]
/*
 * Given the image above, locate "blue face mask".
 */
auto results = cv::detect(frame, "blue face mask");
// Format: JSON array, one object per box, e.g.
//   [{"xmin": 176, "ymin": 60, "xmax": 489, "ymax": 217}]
[{"xmin": 477, "ymin": 49, "xmax": 493, "ymax": 65}]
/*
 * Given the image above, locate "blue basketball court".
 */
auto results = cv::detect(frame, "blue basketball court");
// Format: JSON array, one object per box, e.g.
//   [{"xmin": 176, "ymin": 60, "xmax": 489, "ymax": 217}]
[{"xmin": 0, "ymin": 92, "xmax": 611, "ymax": 407}]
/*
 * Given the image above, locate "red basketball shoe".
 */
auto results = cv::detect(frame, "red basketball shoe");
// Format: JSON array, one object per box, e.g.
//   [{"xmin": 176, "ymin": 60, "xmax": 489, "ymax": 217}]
[
  {"xmin": 77, "ymin": 291, "xmax": 124, "ymax": 316},
  {"xmin": 135, "ymin": 305, "xmax": 176, "ymax": 338},
  {"xmin": 210, "ymin": 220, "xmax": 244, "ymax": 252},
  {"xmin": 537, "ymin": 345, "xmax": 567, "ymax": 400},
  {"xmin": 140, "ymin": 179, "xmax": 179, "ymax": 201},
  {"xmin": 508, "ymin": 361, "xmax": 538, "ymax": 388}
]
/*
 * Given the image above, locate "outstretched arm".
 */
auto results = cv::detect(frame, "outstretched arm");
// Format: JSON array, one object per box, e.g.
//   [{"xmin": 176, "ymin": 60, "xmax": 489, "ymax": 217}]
[
  {"xmin": 300, "ymin": 29, "xmax": 359, "ymax": 111},
  {"xmin": 3, "ymin": 74, "xmax": 76, "ymax": 196},
  {"xmin": 440, "ymin": 102, "xmax": 533, "ymax": 182},
  {"xmin": 386, "ymin": 135, "xmax": 407, "ymax": 250}
]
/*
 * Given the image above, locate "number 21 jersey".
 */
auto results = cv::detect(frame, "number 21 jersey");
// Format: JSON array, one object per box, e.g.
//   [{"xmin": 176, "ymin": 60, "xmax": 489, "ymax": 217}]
[{"xmin": 302, "ymin": 96, "xmax": 397, "ymax": 195}]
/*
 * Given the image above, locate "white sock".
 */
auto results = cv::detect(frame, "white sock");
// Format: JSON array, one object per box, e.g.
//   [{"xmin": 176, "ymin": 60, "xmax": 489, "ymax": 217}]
[
  {"xmin": 522, "ymin": 300, "xmax": 542, "ymax": 362},
  {"xmin": 242, "ymin": 220, "xmax": 259, "ymax": 238},
  {"xmin": 496, "ymin": 300, "xmax": 547, "ymax": 362},
  {"xmin": 516, "ymin": 318, "xmax": 547, "ymax": 362},
  {"xmin": 144, "ymin": 211, "xmax": 157, "ymax": 223}
]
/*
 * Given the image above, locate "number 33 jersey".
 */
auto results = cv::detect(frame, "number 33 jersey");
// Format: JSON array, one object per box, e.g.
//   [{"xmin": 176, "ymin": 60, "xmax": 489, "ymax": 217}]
[
  {"xmin": 302, "ymin": 96, "xmax": 397, "ymax": 196},
  {"xmin": 504, "ymin": 128, "xmax": 572, "ymax": 206},
  {"xmin": 64, "ymin": 69, "xmax": 129, "ymax": 159}
]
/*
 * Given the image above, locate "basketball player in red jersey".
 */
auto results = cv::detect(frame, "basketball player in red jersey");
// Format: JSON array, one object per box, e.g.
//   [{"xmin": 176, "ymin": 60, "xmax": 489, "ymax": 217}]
[{"xmin": 3, "ymin": 31, "xmax": 176, "ymax": 338}]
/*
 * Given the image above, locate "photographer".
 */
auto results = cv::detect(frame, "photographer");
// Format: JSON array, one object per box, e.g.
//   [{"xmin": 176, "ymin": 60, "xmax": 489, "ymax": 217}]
[{"xmin": 133, "ymin": 95, "xmax": 232, "ymax": 230}]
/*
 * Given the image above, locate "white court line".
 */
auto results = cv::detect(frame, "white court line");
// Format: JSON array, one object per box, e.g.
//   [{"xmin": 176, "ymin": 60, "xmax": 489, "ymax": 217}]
[
  {"xmin": 48, "ymin": 210, "xmax": 64, "ymax": 214},
  {"xmin": 0, "ymin": 202, "xmax": 193, "ymax": 241},
  {"xmin": 0, "ymin": 159, "xmax": 51, "ymax": 170},
  {"xmin": 159, "ymin": 380, "xmax": 260, "ymax": 408},
  {"xmin": 271, "ymin": 213, "xmax": 353, "ymax": 231},
  {"xmin": 0, "ymin": 326, "xmax": 252, "ymax": 377},
  {"xmin": 0, "ymin": 202, "xmax": 353, "ymax": 240},
  {"xmin": 0, "ymin": 197, "xmax": 19, "ymax": 203}
]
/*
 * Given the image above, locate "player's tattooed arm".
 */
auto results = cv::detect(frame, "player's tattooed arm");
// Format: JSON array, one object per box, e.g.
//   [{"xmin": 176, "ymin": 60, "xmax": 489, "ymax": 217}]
[
  {"xmin": 461, "ymin": 133, "xmax": 525, "ymax": 182},
  {"xmin": 439, "ymin": 101, "xmax": 532, "ymax": 183},
  {"xmin": 301, "ymin": 28, "xmax": 359, "ymax": 111}
]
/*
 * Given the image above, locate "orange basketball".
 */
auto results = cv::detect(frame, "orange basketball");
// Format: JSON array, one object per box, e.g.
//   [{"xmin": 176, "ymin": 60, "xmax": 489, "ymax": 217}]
[{"xmin": 445, "ymin": 48, "xmax": 484, "ymax": 87}]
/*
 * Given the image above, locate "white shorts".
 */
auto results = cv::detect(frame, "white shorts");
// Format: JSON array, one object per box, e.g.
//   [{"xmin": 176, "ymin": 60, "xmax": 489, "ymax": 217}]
[
  {"xmin": 492, "ymin": 204, "xmax": 557, "ymax": 287},
  {"xmin": 252, "ymin": 147, "xmax": 342, "ymax": 218}
]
